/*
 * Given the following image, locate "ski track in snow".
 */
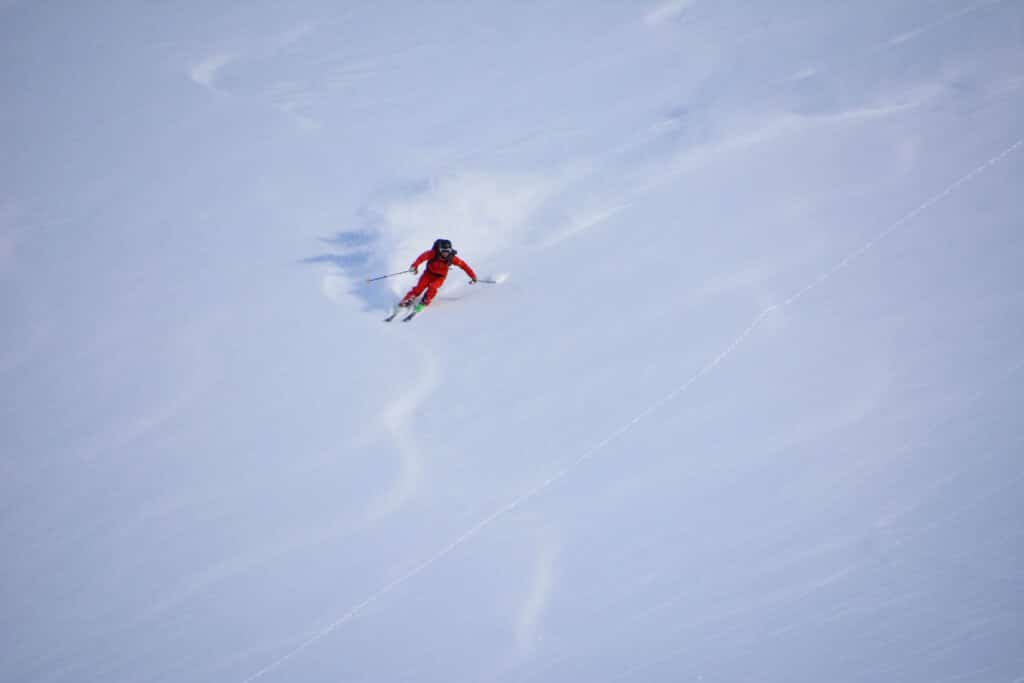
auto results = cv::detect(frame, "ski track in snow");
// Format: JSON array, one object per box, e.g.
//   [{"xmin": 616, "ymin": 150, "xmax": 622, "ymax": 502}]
[
  {"xmin": 513, "ymin": 0, "xmax": 1013, "ymax": 253},
  {"xmin": 515, "ymin": 536, "xmax": 560, "ymax": 659},
  {"xmin": 780, "ymin": 0, "xmax": 1012, "ymax": 83},
  {"xmin": 240, "ymin": 135, "xmax": 1023, "ymax": 682},
  {"xmin": 644, "ymin": 0, "xmax": 694, "ymax": 27},
  {"xmin": 190, "ymin": 54, "xmax": 234, "ymax": 90},
  {"xmin": 886, "ymin": 0, "xmax": 1008, "ymax": 46},
  {"xmin": 366, "ymin": 342, "xmax": 440, "ymax": 521}
]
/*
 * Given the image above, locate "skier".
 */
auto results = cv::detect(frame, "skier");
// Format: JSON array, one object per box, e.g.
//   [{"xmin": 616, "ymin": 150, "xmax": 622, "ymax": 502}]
[{"xmin": 399, "ymin": 238, "xmax": 478, "ymax": 309}]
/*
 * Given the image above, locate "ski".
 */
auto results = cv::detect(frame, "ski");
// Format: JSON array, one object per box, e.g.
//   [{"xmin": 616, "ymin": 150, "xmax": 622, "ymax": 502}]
[
  {"xmin": 401, "ymin": 303, "xmax": 425, "ymax": 322},
  {"xmin": 385, "ymin": 301, "xmax": 414, "ymax": 322}
]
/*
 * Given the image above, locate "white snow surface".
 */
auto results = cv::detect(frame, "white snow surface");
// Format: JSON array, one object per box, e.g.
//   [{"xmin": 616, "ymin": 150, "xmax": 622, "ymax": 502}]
[{"xmin": 2, "ymin": 2, "xmax": 1023, "ymax": 682}]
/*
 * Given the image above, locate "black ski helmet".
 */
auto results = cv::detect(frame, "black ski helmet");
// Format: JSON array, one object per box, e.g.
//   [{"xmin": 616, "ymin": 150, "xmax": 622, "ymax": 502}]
[{"xmin": 432, "ymin": 238, "xmax": 456, "ymax": 259}]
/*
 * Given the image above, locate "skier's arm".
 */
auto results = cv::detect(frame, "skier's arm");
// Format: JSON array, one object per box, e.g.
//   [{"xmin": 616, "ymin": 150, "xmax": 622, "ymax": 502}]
[
  {"xmin": 410, "ymin": 250, "xmax": 433, "ymax": 272},
  {"xmin": 453, "ymin": 256, "xmax": 477, "ymax": 282}
]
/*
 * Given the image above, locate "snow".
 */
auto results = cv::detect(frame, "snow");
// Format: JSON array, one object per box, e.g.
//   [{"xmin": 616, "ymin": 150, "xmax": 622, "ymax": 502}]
[{"xmin": 2, "ymin": 1, "xmax": 1023, "ymax": 682}]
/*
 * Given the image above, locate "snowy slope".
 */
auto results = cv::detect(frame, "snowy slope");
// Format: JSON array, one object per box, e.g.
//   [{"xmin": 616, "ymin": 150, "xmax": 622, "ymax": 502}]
[{"xmin": 2, "ymin": 1, "xmax": 1023, "ymax": 682}]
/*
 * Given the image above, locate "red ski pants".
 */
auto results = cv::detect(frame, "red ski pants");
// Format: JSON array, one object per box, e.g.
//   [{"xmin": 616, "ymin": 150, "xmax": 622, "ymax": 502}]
[{"xmin": 403, "ymin": 272, "xmax": 446, "ymax": 305}]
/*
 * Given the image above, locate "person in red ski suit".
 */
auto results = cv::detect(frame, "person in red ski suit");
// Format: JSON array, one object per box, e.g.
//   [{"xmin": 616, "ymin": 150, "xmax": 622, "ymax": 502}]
[{"xmin": 400, "ymin": 238, "xmax": 477, "ymax": 307}]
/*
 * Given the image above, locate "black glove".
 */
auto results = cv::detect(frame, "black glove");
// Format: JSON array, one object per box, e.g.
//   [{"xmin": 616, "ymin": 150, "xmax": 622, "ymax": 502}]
[
  {"xmin": 409, "ymin": 266, "xmax": 418, "ymax": 274},
  {"xmin": 469, "ymin": 278, "xmax": 477, "ymax": 284}
]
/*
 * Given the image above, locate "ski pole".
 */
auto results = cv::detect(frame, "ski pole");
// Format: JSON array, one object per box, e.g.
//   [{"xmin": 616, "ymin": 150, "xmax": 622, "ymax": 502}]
[
  {"xmin": 365, "ymin": 270, "xmax": 411, "ymax": 283},
  {"xmin": 474, "ymin": 278, "xmax": 499, "ymax": 284}
]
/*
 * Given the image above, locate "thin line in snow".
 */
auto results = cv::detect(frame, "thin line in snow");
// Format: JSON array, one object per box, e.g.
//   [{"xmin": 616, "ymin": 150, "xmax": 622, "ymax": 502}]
[{"xmin": 240, "ymin": 136, "xmax": 1023, "ymax": 682}]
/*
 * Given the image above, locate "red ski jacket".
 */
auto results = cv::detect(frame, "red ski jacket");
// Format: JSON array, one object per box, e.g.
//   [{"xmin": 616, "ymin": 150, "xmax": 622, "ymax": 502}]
[{"xmin": 411, "ymin": 250, "xmax": 478, "ymax": 280}]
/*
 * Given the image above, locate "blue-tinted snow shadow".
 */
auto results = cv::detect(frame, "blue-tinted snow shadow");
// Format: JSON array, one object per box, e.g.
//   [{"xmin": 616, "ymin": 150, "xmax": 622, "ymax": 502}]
[
  {"xmin": 302, "ymin": 229, "xmax": 398, "ymax": 310},
  {"xmin": 302, "ymin": 180, "xmax": 443, "ymax": 312}
]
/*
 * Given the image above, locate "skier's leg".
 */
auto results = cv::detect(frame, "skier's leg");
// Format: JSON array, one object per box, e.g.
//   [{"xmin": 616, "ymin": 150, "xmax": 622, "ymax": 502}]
[
  {"xmin": 401, "ymin": 275, "xmax": 429, "ymax": 305},
  {"xmin": 420, "ymin": 276, "xmax": 445, "ymax": 306}
]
